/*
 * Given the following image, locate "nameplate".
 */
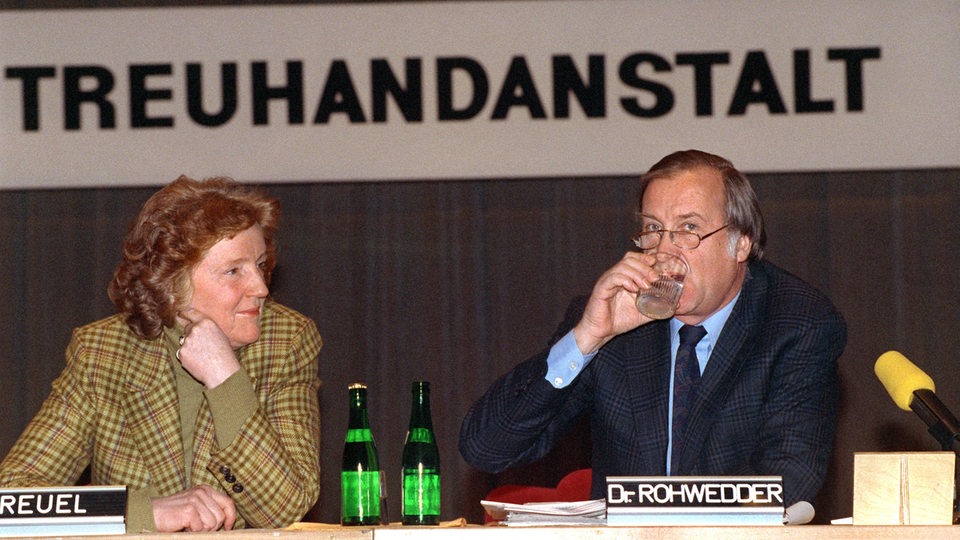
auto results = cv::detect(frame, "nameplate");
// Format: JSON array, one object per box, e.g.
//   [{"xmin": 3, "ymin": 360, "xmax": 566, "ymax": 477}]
[
  {"xmin": 605, "ymin": 476, "xmax": 784, "ymax": 526},
  {"xmin": 0, "ymin": 486, "xmax": 126, "ymax": 537}
]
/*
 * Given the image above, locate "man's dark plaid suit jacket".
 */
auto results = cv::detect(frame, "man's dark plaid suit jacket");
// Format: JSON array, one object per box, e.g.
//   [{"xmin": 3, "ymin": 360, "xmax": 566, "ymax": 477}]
[{"xmin": 460, "ymin": 259, "xmax": 847, "ymax": 506}]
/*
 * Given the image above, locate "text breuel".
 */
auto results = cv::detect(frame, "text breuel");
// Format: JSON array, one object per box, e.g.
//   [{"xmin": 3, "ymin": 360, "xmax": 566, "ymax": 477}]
[{"xmin": 0, "ymin": 493, "xmax": 88, "ymax": 517}]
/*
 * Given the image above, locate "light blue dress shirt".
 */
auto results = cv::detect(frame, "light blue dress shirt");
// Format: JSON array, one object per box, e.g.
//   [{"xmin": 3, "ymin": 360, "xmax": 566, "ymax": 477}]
[{"xmin": 544, "ymin": 291, "xmax": 741, "ymax": 474}]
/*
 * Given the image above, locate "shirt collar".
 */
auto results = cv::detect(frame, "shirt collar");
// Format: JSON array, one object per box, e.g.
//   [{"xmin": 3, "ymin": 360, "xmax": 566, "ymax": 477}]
[{"xmin": 670, "ymin": 288, "xmax": 742, "ymax": 358}]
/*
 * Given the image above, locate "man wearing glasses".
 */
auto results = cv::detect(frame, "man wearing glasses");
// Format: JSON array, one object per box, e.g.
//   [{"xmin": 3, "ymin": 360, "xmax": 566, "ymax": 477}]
[{"xmin": 460, "ymin": 149, "xmax": 847, "ymax": 509}]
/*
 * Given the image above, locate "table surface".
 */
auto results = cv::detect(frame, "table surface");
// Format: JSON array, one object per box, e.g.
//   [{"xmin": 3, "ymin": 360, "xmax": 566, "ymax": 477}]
[{"xmin": 44, "ymin": 522, "xmax": 959, "ymax": 540}]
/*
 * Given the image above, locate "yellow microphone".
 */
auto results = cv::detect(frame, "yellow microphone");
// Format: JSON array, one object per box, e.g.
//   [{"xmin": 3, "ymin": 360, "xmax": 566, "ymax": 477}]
[
  {"xmin": 874, "ymin": 350, "xmax": 960, "ymax": 453},
  {"xmin": 874, "ymin": 350, "xmax": 935, "ymax": 411}
]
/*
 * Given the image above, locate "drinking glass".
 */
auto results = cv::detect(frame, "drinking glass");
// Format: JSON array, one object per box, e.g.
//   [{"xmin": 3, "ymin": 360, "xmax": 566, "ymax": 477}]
[{"xmin": 635, "ymin": 252, "xmax": 688, "ymax": 319}]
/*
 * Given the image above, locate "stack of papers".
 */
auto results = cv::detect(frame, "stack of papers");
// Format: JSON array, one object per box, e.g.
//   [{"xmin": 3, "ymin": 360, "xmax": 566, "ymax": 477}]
[{"xmin": 481, "ymin": 499, "xmax": 607, "ymax": 526}]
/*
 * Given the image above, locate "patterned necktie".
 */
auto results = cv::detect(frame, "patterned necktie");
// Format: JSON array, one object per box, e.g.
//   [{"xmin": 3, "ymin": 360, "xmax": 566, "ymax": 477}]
[{"xmin": 671, "ymin": 324, "xmax": 707, "ymax": 472}]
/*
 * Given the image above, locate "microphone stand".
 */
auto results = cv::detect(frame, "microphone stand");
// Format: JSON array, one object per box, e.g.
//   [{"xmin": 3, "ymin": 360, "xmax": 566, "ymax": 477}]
[
  {"xmin": 909, "ymin": 389, "xmax": 960, "ymax": 523},
  {"xmin": 910, "ymin": 389, "xmax": 960, "ymax": 453}
]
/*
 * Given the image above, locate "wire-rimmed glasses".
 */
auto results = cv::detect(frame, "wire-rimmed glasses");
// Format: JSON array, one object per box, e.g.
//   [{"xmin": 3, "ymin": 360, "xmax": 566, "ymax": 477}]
[{"xmin": 632, "ymin": 224, "xmax": 729, "ymax": 251}]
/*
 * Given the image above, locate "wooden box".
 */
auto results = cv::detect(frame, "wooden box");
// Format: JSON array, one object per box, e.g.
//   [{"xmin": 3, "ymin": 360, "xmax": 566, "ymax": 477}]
[{"xmin": 853, "ymin": 452, "xmax": 955, "ymax": 525}]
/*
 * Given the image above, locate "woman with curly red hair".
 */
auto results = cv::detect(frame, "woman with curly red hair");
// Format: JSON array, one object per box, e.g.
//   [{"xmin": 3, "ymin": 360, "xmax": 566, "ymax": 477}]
[{"xmin": 0, "ymin": 176, "xmax": 322, "ymax": 533}]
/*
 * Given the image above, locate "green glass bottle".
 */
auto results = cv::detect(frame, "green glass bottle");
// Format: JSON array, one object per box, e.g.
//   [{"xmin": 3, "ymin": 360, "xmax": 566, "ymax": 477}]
[
  {"xmin": 341, "ymin": 383, "xmax": 381, "ymax": 526},
  {"xmin": 401, "ymin": 380, "xmax": 440, "ymax": 525}
]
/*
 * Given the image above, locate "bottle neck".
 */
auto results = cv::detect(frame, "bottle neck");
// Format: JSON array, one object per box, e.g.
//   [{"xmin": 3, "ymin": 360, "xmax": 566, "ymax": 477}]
[
  {"xmin": 408, "ymin": 385, "xmax": 433, "ymax": 430},
  {"xmin": 348, "ymin": 389, "xmax": 371, "ymax": 429}
]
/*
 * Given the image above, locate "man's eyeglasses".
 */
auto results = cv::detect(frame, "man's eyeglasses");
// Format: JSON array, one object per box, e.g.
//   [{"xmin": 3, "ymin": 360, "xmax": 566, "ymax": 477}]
[{"xmin": 632, "ymin": 224, "xmax": 729, "ymax": 251}]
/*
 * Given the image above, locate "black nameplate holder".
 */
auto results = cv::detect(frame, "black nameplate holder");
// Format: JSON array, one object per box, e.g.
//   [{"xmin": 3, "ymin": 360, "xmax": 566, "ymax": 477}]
[
  {"xmin": 0, "ymin": 485, "xmax": 126, "ymax": 537},
  {"xmin": 605, "ymin": 476, "xmax": 784, "ymax": 526}
]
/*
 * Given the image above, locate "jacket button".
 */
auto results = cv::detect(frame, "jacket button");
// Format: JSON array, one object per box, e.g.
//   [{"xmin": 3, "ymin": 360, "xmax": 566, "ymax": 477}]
[
  {"xmin": 219, "ymin": 465, "xmax": 231, "ymax": 475},
  {"xmin": 232, "ymin": 483, "xmax": 244, "ymax": 493},
  {"xmin": 225, "ymin": 473, "xmax": 236, "ymax": 483}
]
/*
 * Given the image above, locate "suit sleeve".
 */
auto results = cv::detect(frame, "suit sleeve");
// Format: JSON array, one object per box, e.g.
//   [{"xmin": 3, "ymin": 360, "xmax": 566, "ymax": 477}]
[
  {"xmin": 459, "ymin": 297, "xmax": 593, "ymax": 473},
  {"xmin": 204, "ymin": 314, "xmax": 322, "ymax": 528},
  {"xmin": 0, "ymin": 329, "xmax": 95, "ymax": 487}
]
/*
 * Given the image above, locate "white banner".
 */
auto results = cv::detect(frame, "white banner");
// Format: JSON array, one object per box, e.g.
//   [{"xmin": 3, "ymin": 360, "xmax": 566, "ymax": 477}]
[{"xmin": 1, "ymin": 1, "xmax": 957, "ymax": 189}]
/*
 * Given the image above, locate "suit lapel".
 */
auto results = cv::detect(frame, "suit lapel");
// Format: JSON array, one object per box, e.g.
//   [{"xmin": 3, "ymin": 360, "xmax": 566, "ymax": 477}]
[
  {"xmin": 122, "ymin": 341, "xmax": 188, "ymax": 493},
  {"xmin": 677, "ymin": 264, "xmax": 767, "ymax": 474},
  {"xmin": 191, "ymin": 397, "xmax": 213, "ymax": 485},
  {"xmin": 623, "ymin": 321, "xmax": 672, "ymax": 474}
]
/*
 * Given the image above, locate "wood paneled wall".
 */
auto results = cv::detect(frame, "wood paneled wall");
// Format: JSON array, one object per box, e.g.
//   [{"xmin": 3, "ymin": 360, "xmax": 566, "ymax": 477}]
[{"xmin": 3, "ymin": 169, "xmax": 959, "ymax": 524}]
